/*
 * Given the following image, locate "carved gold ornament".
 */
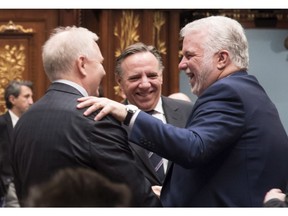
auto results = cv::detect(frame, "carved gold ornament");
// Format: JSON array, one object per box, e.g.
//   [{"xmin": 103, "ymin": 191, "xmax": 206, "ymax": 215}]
[
  {"xmin": 0, "ymin": 20, "xmax": 34, "ymax": 33},
  {"xmin": 153, "ymin": 11, "xmax": 166, "ymax": 55},
  {"xmin": 114, "ymin": 10, "xmax": 140, "ymax": 57},
  {"xmin": 0, "ymin": 44, "xmax": 25, "ymax": 113}
]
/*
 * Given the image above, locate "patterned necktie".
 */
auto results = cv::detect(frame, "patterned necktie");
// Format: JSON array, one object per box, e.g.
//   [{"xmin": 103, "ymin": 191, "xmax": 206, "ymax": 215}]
[
  {"xmin": 145, "ymin": 110, "xmax": 165, "ymax": 182},
  {"xmin": 147, "ymin": 150, "xmax": 165, "ymax": 182}
]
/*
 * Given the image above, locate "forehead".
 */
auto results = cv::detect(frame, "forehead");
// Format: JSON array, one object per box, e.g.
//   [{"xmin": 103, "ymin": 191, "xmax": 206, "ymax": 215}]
[
  {"xmin": 122, "ymin": 51, "xmax": 158, "ymax": 68},
  {"xmin": 92, "ymin": 42, "xmax": 103, "ymax": 60},
  {"xmin": 19, "ymin": 85, "xmax": 32, "ymax": 94},
  {"xmin": 182, "ymin": 31, "xmax": 204, "ymax": 51}
]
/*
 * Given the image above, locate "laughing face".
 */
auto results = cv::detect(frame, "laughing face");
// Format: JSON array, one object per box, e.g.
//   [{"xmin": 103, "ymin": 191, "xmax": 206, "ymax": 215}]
[
  {"xmin": 179, "ymin": 31, "xmax": 218, "ymax": 97},
  {"xmin": 116, "ymin": 51, "xmax": 163, "ymax": 111}
]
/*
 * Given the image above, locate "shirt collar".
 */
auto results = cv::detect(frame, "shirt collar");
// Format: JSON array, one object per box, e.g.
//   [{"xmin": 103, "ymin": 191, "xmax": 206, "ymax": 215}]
[
  {"xmin": 152, "ymin": 97, "xmax": 164, "ymax": 115},
  {"xmin": 53, "ymin": 79, "xmax": 88, "ymax": 97},
  {"xmin": 8, "ymin": 110, "xmax": 19, "ymax": 127}
]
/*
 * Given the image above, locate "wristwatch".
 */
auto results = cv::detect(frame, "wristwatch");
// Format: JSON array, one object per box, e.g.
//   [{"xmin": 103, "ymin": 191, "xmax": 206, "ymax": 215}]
[{"xmin": 123, "ymin": 104, "xmax": 138, "ymax": 126}]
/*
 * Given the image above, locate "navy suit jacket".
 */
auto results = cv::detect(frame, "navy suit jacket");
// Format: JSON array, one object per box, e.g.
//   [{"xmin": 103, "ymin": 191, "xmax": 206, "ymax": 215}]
[
  {"xmin": 129, "ymin": 96, "xmax": 193, "ymax": 185},
  {"xmin": 10, "ymin": 82, "xmax": 161, "ymax": 206},
  {"xmin": 129, "ymin": 71, "xmax": 288, "ymax": 206}
]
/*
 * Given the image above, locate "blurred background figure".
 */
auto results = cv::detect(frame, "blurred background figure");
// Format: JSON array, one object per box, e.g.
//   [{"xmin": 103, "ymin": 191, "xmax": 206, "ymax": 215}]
[
  {"xmin": 24, "ymin": 167, "xmax": 132, "ymax": 207},
  {"xmin": 0, "ymin": 80, "xmax": 33, "ymax": 207}
]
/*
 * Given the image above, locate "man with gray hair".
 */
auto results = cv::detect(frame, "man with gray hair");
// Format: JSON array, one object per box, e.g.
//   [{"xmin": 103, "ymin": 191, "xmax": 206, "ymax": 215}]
[{"xmin": 10, "ymin": 26, "xmax": 161, "ymax": 207}]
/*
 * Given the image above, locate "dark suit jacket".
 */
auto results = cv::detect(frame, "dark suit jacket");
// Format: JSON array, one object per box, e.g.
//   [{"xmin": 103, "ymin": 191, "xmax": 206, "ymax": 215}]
[
  {"xmin": 0, "ymin": 112, "xmax": 14, "ymax": 196},
  {"xmin": 129, "ymin": 71, "xmax": 288, "ymax": 206},
  {"xmin": 129, "ymin": 96, "xmax": 193, "ymax": 186},
  {"xmin": 10, "ymin": 82, "xmax": 161, "ymax": 207}
]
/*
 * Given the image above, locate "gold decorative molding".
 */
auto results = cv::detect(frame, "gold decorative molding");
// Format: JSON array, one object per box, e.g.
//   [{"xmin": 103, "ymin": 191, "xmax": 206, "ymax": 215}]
[
  {"xmin": 0, "ymin": 44, "xmax": 25, "ymax": 78},
  {"xmin": 153, "ymin": 11, "xmax": 166, "ymax": 55},
  {"xmin": 0, "ymin": 20, "xmax": 34, "ymax": 33},
  {"xmin": 114, "ymin": 10, "xmax": 140, "ymax": 57},
  {"xmin": 0, "ymin": 44, "xmax": 25, "ymax": 113}
]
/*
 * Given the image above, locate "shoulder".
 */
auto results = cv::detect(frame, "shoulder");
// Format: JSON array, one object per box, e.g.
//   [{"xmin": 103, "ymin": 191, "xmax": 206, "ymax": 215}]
[
  {"xmin": 0, "ymin": 112, "xmax": 10, "ymax": 124},
  {"xmin": 162, "ymin": 96, "xmax": 194, "ymax": 117},
  {"xmin": 162, "ymin": 96, "xmax": 193, "ymax": 107}
]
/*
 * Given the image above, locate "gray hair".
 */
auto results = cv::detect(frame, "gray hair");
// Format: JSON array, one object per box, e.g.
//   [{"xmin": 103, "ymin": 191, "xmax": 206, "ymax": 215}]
[
  {"xmin": 42, "ymin": 26, "xmax": 99, "ymax": 81},
  {"xmin": 180, "ymin": 16, "xmax": 249, "ymax": 70},
  {"xmin": 5, "ymin": 80, "xmax": 33, "ymax": 109},
  {"xmin": 115, "ymin": 42, "xmax": 164, "ymax": 77}
]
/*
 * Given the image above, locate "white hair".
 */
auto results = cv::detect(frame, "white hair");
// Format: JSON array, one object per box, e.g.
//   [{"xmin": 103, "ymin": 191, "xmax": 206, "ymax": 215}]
[
  {"xmin": 42, "ymin": 26, "xmax": 99, "ymax": 81},
  {"xmin": 180, "ymin": 16, "xmax": 249, "ymax": 70}
]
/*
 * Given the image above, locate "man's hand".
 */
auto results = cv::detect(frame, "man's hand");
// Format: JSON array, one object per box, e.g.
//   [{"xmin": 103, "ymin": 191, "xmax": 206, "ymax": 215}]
[
  {"xmin": 151, "ymin": 185, "xmax": 162, "ymax": 198},
  {"xmin": 77, "ymin": 96, "xmax": 127, "ymax": 122},
  {"xmin": 264, "ymin": 188, "xmax": 286, "ymax": 203}
]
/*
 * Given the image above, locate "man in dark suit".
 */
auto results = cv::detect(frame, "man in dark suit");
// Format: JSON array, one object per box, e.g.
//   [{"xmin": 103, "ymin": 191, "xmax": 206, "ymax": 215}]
[
  {"xmin": 77, "ymin": 16, "xmax": 288, "ymax": 206},
  {"xmin": 10, "ymin": 26, "xmax": 160, "ymax": 207},
  {"xmin": 113, "ymin": 43, "xmax": 193, "ymax": 192},
  {"xmin": 0, "ymin": 80, "xmax": 33, "ymax": 207}
]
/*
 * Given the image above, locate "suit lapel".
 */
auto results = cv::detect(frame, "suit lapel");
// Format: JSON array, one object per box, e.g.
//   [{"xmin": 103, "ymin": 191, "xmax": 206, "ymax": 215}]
[{"xmin": 162, "ymin": 96, "xmax": 187, "ymax": 128}]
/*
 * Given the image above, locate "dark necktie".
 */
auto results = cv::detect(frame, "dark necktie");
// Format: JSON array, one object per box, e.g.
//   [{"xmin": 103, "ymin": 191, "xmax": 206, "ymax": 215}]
[{"xmin": 145, "ymin": 110, "xmax": 165, "ymax": 183}]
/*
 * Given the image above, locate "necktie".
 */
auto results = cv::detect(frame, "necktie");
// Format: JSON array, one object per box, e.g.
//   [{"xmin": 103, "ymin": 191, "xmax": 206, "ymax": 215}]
[
  {"xmin": 147, "ymin": 150, "xmax": 165, "ymax": 182},
  {"xmin": 145, "ymin": 110, "xmax": 165, "ymax": 183}
]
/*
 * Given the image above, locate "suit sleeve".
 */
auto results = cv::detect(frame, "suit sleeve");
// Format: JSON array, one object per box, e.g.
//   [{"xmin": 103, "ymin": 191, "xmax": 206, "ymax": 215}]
[
  {"xmin": 129, "ymin": 83, "xmax": 245, "ymax": 168},
  {"xmin": 87, "ymin": 115, "xmax": 161, "ymax": 207}
]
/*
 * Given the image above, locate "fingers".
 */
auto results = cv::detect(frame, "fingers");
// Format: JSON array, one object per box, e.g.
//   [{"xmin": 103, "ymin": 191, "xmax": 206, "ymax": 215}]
[
  {"xmin": 77, "ymin": 97, "xmax": 105, "ymax": 114},
  {"xmin": 77, "ymin": 96, "xmax": 127, "ymax": 122},
  {"xmin": 264, "ymin": 188, "xmax": 285, "ymax": 203},
  {"xmin": 94, "ymin": 106, "xmax": 111, "ymax": 121},
  {"xmin": 77, "ymin": 96, "xmax": 91, "ymax": 102},
  {"xmin": 77, "ymin": 96, "xmax": 100, "ymax": 109},
  {"xmin": 151, "ymin": 185, "xmax": 162, "ymax": 198}
]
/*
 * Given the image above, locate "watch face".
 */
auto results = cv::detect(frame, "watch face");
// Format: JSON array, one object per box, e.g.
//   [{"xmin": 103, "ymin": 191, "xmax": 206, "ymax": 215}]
[
  {"xmin": 126, "ymin": 105, "xmax": 138, "ymax": 112},
  {"xmin": 124, "ymin": 105, "xmax": 138, "ymax": 126}
]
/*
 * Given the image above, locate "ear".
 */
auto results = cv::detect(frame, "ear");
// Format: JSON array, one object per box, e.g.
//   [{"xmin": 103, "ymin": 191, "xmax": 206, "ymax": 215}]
[
  {"xmin": 115, "ymin": 74, "xmax": 122, "ymax": 85},
  {"xmin": 77, "ymin": 56, "xmax": 87, "ymax": 76},
  {"xmin": 9, "ymin": 95, "xmax": 16, "ymax": 105},
  {"xmin": 216, "ymin": 50, "xmax": 230, "ymax": 70}
]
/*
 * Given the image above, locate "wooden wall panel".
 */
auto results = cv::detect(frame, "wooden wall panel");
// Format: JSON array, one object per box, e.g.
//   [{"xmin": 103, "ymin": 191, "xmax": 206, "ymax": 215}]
[
  {"xmin": 0, "ymin": 10, "xmax": 58, "ymax": 113},
  {"xmin": 81, "ymin": 9, "xmax": 181, "ymax": 102},
  {"xmin": 0, "ymin": 9, "xmax": 80, "ymax": 114}
]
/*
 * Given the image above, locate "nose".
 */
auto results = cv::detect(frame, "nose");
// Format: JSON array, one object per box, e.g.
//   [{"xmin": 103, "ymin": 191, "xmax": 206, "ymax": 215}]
[
  {"xmin": 178, "ymin": 58, "xmax": 188, "ymax": 70},
  {"xmin": 29, "ymin": 97, "xmax": 34, "ymax": 105},
  {"xmin": 138, "ymin": 76, "xmax": 151, "ymax": 88}
]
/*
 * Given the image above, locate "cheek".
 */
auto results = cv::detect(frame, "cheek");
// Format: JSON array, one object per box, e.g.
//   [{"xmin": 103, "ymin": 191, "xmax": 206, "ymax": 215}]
[
  {"xmin": 151, "ymin": 79, "xmax": 162, "ymax": 88},
  {"xmin": 120, "ymin": 82, "xmax": 138, "ymax": 95}
]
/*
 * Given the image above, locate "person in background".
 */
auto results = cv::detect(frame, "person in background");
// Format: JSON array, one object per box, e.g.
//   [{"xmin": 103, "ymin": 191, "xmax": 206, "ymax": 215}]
[
  {"xmin": 24, "ymin": 167, "xmax": 132, "ymax": 207},
  {"xmin": 168, "ymin": 92, "xmax": 191, "ymax": 102},
  {"xmin": 0, "ymin": 80, "xmax": 33, "ymax": 207},
  {"xmin": 10, "ymin": 26, "xmax": 161, "ymax": 207},
  {"xmin": 77, "ymin": 16, "xmax": 288, "ymax": 206},
  {"xmin": 113, "ymin": 42, "xmax": 193, "ymax": 197}
]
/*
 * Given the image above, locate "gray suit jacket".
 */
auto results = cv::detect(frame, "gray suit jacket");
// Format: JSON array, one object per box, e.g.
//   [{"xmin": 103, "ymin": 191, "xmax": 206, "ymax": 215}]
[{"xmin": 129, "ymin": 96, "xmax": 193, "ymax": 185}]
